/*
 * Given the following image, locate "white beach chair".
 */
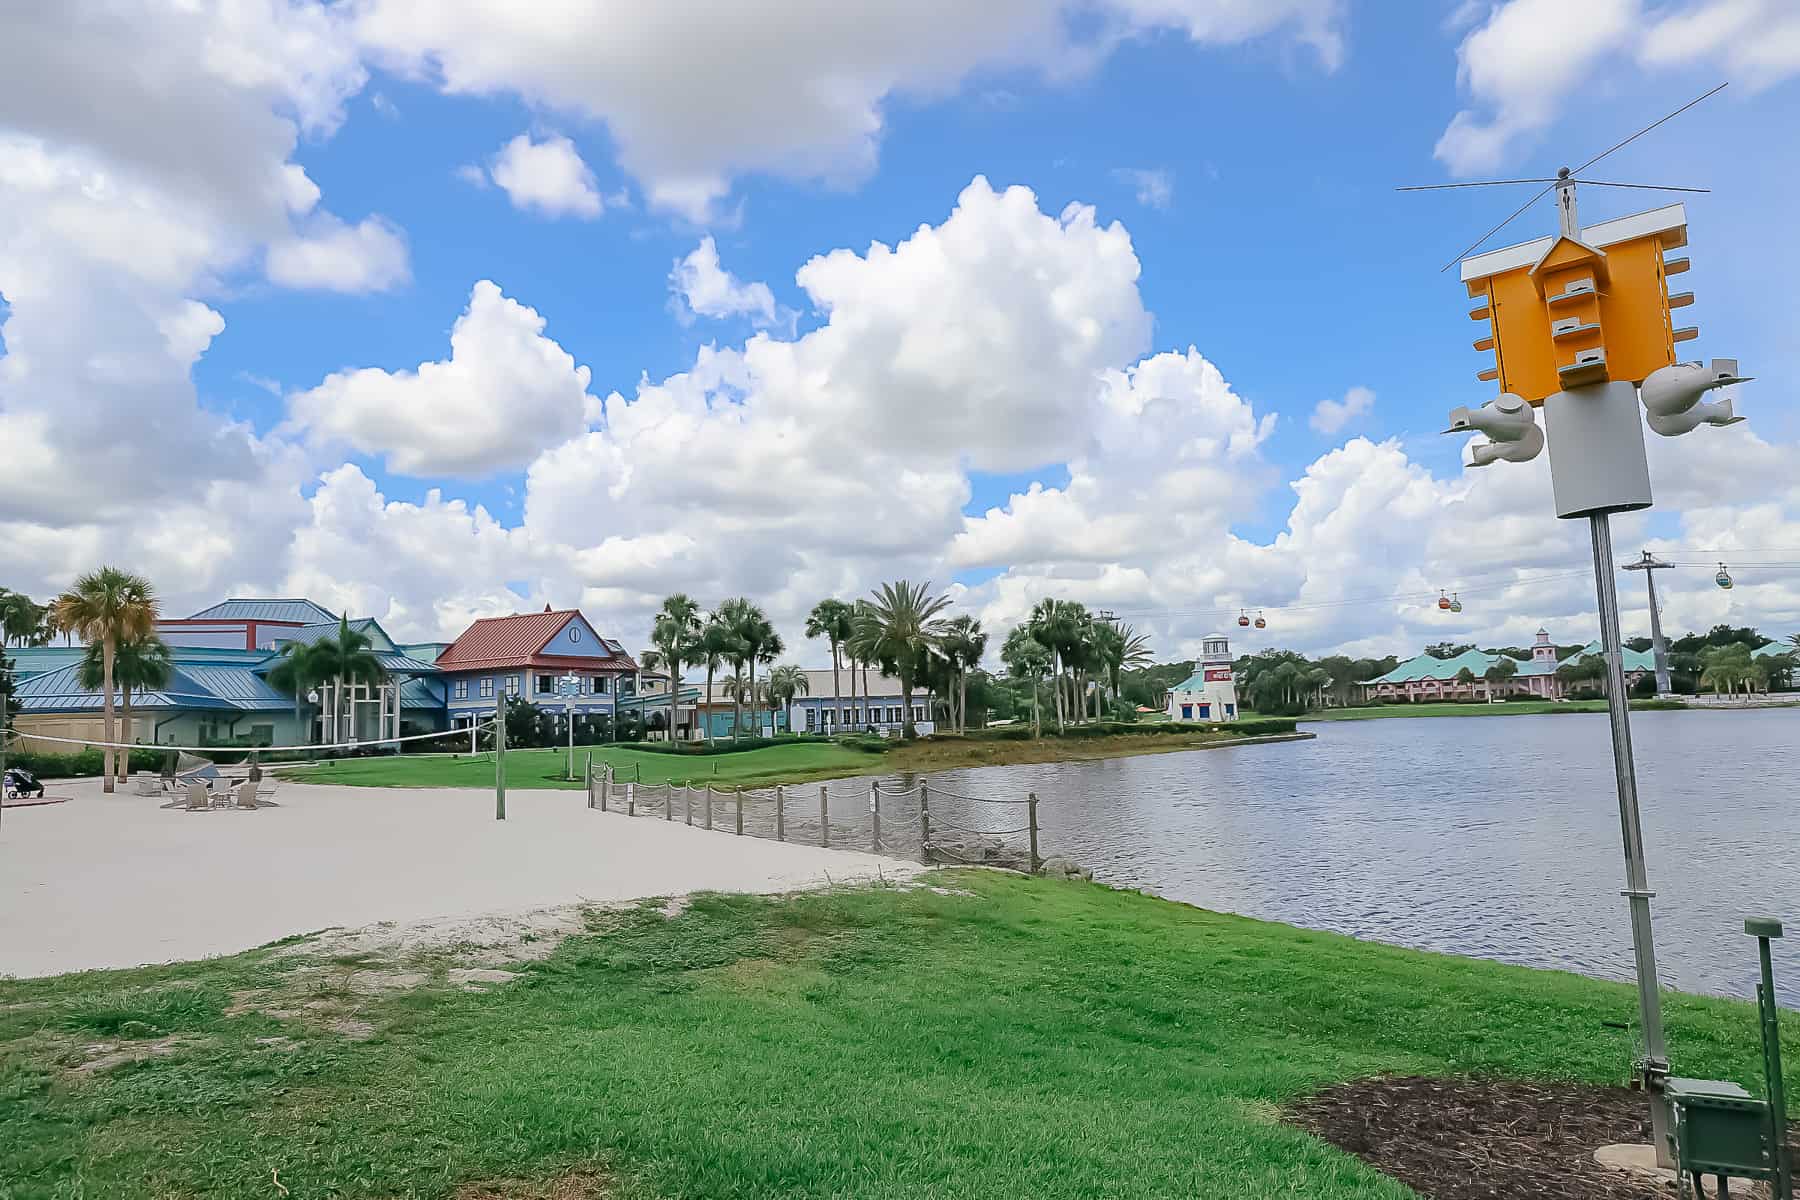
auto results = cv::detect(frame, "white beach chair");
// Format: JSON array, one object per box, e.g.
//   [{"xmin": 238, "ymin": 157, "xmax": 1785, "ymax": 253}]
[
  {"xmin": 185, "ymin": 781, "xmax": 211, "ymax": 811},
  {"xmin": 235, "ymin": 781, "xmax": 258, "ymax": 810}
]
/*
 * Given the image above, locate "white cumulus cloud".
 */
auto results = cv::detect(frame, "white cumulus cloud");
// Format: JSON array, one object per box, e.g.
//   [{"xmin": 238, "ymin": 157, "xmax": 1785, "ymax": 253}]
[
  {"xmin": 482, "ymin": 132, "xmax": 605, "ymax": 219},
  {"xmin": 266, "ymin": 212, "xmax": 410, "ymax": 292},
  {"xmin": 1309, "ymin": 384, "xmax": 1375, "ymax": 434},
  {"xmin": 288, "ymin": 281, "xmax": 593, "ymax": 477},
  {"xmin": 669, "ymin": 237, "xmax": 778, "ymax": 325}
]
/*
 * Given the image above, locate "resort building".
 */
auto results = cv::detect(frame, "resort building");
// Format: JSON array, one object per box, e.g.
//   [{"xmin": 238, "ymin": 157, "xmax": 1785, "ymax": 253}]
[
  {"xmin": 1359, "ymin": 628, "xmax": 1654, "ymax": 702},
  {"xmin": 1164, "ymin": 634, "xmax": 1239, "ymax": 722},
  {"xmin": 786, "ymin": 667, "xmax": 934, "ymax": 737},
  {"xmin": 436, "ymin": 607, "xmax": 639, "ymax": 735},
  {"xmin": 7, "ymin": 601, "xmax": 443, "ymax": 751}
]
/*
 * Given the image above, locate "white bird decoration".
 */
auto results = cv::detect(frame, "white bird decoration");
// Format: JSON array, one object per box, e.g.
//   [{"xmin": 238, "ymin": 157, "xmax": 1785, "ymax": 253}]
[
  {"xmin": 1640, "ymin": 360, "xmax": 1749, "ymax": 437},
  {"xmin": 1443, "ymin": 392, "xmax": 1544, "ymax": 466}
]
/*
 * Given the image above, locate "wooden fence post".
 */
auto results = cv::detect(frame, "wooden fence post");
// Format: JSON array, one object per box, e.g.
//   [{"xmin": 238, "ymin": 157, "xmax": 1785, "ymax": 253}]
[
  {"xmin": 600, "ymin": 764, "xmax": 610, "ymax": 812},
  {"xmin": 626, "ymin": 781, "xmax": 635, "ymax": 817},
  {"xmin": 919, "ymin": 781, "xmax": 931, "ymax": 863},
  {"xmin": 870, "ymin": 782, "xmax": 881, "ymax": 853},
  {"xmin": 704, "ymin": 785, "xmax": 713, "ymax": 831},
  {"xmin": 775, "ymin": 785, "xmax": 785, "ymax": 841},
  {"xmin": 685, "ymin": 783, "xmax": 693, "ymax": 825},
  {"xmin": 735, "ymin": 788, "xmax": 744, "ymax": 836},
  {"xmin": 585, "ymin": 754, "xmax": 594, "ymax": 809},
  {"xmin": 665, "ymin": 784, "xmax": 672, "ymax": 821},
  {"xmin": 819, "ymin": 785, "xmax": 829, "ymax": 848},
  {"xmin": 1027, "ymin": 791, "xmax": 1040, "ymax": 874}
]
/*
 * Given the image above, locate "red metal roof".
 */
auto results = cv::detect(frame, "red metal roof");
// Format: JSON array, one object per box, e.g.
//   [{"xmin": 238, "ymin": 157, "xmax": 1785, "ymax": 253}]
[{"xmin": 435, "ymin": 610, "xmax": 636, "ymax": 673}]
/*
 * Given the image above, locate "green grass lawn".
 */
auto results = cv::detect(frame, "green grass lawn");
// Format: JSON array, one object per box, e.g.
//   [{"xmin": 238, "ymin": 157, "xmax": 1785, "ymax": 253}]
[
  {"xmin": 2, "ymin": 872, "xmax": 1792, "ymax": 1199},
  {"xmin": 1300, "ymin": 699, "xmax": 1686, "ymax": 721},
  {"xmin": 287, "ymin": 741, "xmax": 885, "ymax": 790}
]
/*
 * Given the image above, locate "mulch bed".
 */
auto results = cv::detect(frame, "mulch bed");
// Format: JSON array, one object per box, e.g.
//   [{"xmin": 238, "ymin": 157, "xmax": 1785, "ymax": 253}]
[{"xmin": 1288, "ymin": 1076, "xmax": 1796, "ymax": 1199}]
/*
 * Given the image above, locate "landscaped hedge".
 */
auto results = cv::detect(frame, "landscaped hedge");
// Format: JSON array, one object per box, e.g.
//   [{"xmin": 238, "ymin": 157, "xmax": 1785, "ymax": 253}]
[
  {"xmin": 614, "ymin": 733, "xmax": 886, "ymax": 757},
  {"xmin": 5, "ymin": 748, "xmax": 166, "ymax": 779},
  {"xmin": 940, "ymin": 718, "xmax": 1297, "ymax": 743}
]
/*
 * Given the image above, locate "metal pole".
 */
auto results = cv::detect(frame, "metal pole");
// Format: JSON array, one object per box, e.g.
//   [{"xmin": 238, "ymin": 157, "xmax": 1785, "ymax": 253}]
[
  {"xmin": 567, "ymin": 697, "xmax": 575, "ymax": 781},
  {"xmin": 1749, "ymin": 919, "xmax": 1790, "ymax": 1198},
  {"xmin": 819, "ymin": 785, "xmax": 829, "ymax": 848},
  {"xmin": 1624, "ymin": 551, "xmax": 1675, "ymax": 696},
  {"xmin": 870, "ymin": 782, "xmax": 881, "ymax": 853},
  {"xmin": 1027, "ymin": 791, "xmax": 1041, "ymax": 874},
  {"xmin": 704, "ymin": 785, "xmax": 713, "ymax": 830},
  {"xmin": 1589, "ymin": 513, "xmax": 1671, "ymax": 1155},
  {"xmin": 495, "ymin": 694, "xmax": 507, "ymax": 821},
  {"xmin": 775, "ymin": 786, "xmax": 785, "ymax": 842},
  {"xmin": 735, "ymin": 788, "xmax": 743, "ymax": 836}
]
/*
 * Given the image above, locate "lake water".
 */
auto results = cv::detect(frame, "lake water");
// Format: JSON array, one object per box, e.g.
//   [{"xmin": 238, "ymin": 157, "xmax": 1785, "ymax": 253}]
[{"xmin": 893, "ymin": 710, "xmax": 1800, "ymax": 1004}]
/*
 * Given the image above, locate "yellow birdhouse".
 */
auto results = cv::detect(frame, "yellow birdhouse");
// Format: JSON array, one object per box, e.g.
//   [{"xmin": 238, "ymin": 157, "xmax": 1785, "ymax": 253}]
[{"xmin": 1461, "ymin": 203, "xmax": 1692, "ymax": 405}]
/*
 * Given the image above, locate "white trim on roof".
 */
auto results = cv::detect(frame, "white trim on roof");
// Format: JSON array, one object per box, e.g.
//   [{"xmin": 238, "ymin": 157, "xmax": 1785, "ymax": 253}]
[{"xmin": 1460, "ymin": 203, "xmax": 1687, "ymax": 282}]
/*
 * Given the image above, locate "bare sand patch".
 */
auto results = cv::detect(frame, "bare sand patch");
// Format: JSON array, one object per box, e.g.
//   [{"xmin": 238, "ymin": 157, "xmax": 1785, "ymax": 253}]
[{"xmin": 0, "ymin": 779, "xmax": 918, "ymax": 978}]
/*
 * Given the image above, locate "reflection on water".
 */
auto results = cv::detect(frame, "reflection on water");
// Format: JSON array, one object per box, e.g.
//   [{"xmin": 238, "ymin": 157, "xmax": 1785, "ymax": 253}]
[{"xmin": 916, "ymin": 710, "xmax": 1800, "ymax": 1003}]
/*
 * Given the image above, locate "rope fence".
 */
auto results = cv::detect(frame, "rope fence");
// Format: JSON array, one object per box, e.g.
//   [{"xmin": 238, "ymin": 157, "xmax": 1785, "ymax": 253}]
[{"xmin": 582, "ymin": 760, "xmax": 1042, "ymax": 872}]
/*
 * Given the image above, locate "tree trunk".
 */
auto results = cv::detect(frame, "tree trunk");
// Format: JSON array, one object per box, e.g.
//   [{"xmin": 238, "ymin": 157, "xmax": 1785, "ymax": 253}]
[
  {"xmin": 671, "ymin": 664, "xmax": 683, "ymax": 742},
  {"xmin": 1030, "ymin": 681, "xmax": 1041, "ymax": 738},
  {"xmin": 731, "ymin": 666, "xmax": 744, "ymax": 739},
  {"xmin": 900, "ymin": 675, "xmax": 915, "ymax": 739},
  {"xmin": 705, "ymin": 662, "xmax": 717, "ymax": 746},
  {"xmin": 748, "ymin": 657, "xmax": 760, "ymax": 736},
  {"xmin": 831, "ymin": 643, "xmax": 842, "ymax": 735},
  {"xmin": 101, "ymin": 635, "xmax": 116, "ymax": 793},
  {"xmin": 958, "ymin": 669, "xmax": 968, "ymax": 734},
  {"xmin": 1052, "ymin": 654, "xmax": 1066, "ymax": 733}
]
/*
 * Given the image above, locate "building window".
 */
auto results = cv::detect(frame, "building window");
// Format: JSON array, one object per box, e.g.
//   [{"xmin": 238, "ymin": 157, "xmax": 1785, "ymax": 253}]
[
  {"xmin": 805, "ymin": 708, "xmax": 816, "ymax": 730},
  {"xmin": 506, "ymin": 676, "xmax": 520, "ymax": 695},
  {"xmin": 453, "ymin": 680, "xmax": 468, "ymax": 700},
  {"xmin": 1199, "ymin": 704, "xmax": 1211, "ymax": 720},
  {"xmin": 1181, "ymin": 704, "xmax": 1193, "ymax": 720},
  {"xmin": 479, "ymin": 678, "xmax": 495, "ymax": 698},
  {"xmin": 595, "ymin": 676, "xmax": 609, "ymax": 695},
  {"xmin": 536, "ymin": 673, "xmax": 555, "ymax": 694},
  {"xmin": 911, "ymin": 706, "xmax": 923, "ymax": 722}
]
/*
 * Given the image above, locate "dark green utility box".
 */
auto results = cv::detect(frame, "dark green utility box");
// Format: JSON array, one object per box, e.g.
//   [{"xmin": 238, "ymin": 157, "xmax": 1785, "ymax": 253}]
[{"xmin": 1666, "ymin": 1077, "xmax": 1777, "ymax": 1186}]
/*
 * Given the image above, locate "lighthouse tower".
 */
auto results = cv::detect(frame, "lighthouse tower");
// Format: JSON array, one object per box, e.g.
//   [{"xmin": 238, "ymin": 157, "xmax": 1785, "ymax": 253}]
[{"xmin": 1165, "ymin": 633, "xmax": 1239, "ymax": 723}]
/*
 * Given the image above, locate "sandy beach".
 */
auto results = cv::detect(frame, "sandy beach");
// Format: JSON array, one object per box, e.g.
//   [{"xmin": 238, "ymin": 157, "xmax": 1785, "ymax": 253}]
[{"xmin": 0, "ymin": 778, "xmax": 917, "ymax": 978}]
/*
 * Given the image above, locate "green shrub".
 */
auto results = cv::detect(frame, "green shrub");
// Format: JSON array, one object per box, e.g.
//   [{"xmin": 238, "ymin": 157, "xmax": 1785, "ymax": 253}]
[
  {"xmin": 6, "ymin": 747, "xmax": 165, "ymax": 779},
  {"xmin": 619, "ymin": 734, "xmax": 842, "ymax": 757},
  {"xmin": 1223, "ymin": 718, "xmax": 1298, "ymax": 736}
]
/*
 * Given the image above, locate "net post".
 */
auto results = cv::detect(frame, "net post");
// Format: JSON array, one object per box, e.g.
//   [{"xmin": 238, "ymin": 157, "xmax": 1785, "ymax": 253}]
[
  {"xmin": 776, "ymin": 785, "xmax": 785, "ymax": 841},
  {"xmin": 819, "ymin": 785, "xmax": 829, "ymax": 848},
  {"xmin": 919, "ymin": 781, "xmax": 931, "ymax": 864},
  {"xmin": 626, "ymin": 781, "xmax": 635, "ymax": 817},
  {"xmin": 585, "ymin": 753, "xmax": 594, "ymax": 809},
  {"xmin": 600, "ymin": 764, "xmax": 610, "ymax": 812},
  {"xmin": 870, "ymin": 781, "xmax": 881, "ymax": 853},
  {"xmin": 705, "ymin": 785, "xmax": 713, "ymax": 830},
  {"xmin": 495, "ymin": 694, "xmax": 507, "ymax": 821},
  {"xmin": 1028, "ymin": 791, "xmax": 1040, "ymax": 874},
  {"xmin": 685, "ymin": 783, "xmax": 693, "ymax": 825},
  {"xmin": 735, "ymin": 788, "xmax": 744, "ymax": 836},
  {"xmin": 665, "ymin": 784, "xmax": 673, "ymax": 821}
]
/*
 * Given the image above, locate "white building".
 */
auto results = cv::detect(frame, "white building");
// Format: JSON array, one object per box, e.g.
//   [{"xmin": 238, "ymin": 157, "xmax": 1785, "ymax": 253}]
[{"xmin": 1165, "ymin": 634, "xmax": 1239, "ymax": 722}]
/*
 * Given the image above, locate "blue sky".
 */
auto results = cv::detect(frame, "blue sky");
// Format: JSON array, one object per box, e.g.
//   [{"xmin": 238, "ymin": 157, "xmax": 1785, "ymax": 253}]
[{"xmin": 5, "ymin": 1, "xmax": 1800, "ymax": 659}]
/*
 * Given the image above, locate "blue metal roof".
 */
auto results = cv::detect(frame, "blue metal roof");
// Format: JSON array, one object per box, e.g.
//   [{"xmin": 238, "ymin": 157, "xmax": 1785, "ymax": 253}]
[
  {"xmin": 186, "ymin": 598, "xmax": 338, "ymax": 624},
  {"xmin": 14, "ymin": 663, "xmax": 243, "ymax": 714},
  {"xmin": 259, "ymin": 618, "xmax": 438, "ymax": 675}
]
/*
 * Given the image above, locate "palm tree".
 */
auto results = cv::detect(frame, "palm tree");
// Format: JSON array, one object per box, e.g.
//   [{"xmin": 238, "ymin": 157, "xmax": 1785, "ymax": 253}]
[
  {"xmin": 50, "ymin": 567, "xmax": 158, "ymax": 792},
  {"xmin": 714, "ymin": 599, "xmax": 779, "ymax": 738},
  {"xmin": 308, "ymin": 618, "xmax": 383, "ymax": 743},
  {"xmin": 937, "ymin": 615, "xmax": 988, "ymax": 733},
  {"xmin": 0, "ymin": 589, "xmax": 47, "ymax": 647},
  {"xmin": 267, "ymin": 639, "xmax": 329, "ymax": 735},
  {"xmin": 853, "ymin": 580, "xmax": 950, "ymax": 738},
  {"xmin": 1095, "ymin": 621, "xmax": 1153, "ymax": 714},
  {"xmin": 805, "ymin": 598, "xmax": 854, "ymax": 734},
  {"xmin": 1482, "ymin": 656, "xmax": 1518, "ymax": 700},
  {"xmin": 1001, "ymin": 625, "xmax": 1052, "ymax": 737},
  {"xmin": 651, "ymin": 594, "xmax": 703, "ymax": 743},
  {"xmin": 763, "ymin": 664, "xmax": 810, "ymax": 733},
  {"xmin": 80, "ymin": 635, "xmax": 173, "ymax": 778},
  {"xmin": 849, "ymin": 599, "xmax": 876, "ymax": 728},
  {"xmin": 696, "ymin": 612, "xmax": 737, "ymax": 747}
]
